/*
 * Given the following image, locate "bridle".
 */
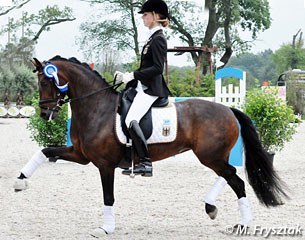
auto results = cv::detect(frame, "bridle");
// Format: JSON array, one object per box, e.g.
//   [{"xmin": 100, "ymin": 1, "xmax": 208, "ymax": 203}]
[
  {"xmin": 38, "ymin": 63, "xmax": 122, "ymax": 120},
  {"xmin": 39, "ymin": 95, "xmax": 66, "ymax": 112},
  {"xmin": 38, "ymin": 82, "xmax": 122, "ymax": 108}
]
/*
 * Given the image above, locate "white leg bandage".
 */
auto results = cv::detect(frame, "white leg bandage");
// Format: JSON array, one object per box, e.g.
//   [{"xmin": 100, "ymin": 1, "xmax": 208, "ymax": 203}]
[
  {"xmin": 238, "ymin": 197, "xmax": 253, "ymax": 226},
  {"xmin": 102, "ymin": 205, "xmax": 115, "ymax": 234},
  {"xmin": 20, "ymin": 150, "xmax": 48, "ymax": 178},
  {"xmin": 205, "ymin": 176, "xmax": 227, "ymax": 205}
]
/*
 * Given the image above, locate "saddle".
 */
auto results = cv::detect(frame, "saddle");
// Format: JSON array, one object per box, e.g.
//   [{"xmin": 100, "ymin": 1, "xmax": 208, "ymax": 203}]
[{"xmin": 118, "ymin": 87, "xmax": 169, "ymax": 140}]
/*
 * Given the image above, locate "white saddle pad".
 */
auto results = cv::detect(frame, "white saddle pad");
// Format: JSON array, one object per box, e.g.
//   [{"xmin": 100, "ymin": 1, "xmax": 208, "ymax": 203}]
[{"xmin": 115, "ymin": 103, "xmax": 177, "ymax": 144}]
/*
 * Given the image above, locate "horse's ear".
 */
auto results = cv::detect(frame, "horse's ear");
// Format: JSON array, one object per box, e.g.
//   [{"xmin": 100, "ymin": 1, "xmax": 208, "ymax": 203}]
[{"xmin": 31, "ymin": 57, "xmax": 43, "ymax": 73}]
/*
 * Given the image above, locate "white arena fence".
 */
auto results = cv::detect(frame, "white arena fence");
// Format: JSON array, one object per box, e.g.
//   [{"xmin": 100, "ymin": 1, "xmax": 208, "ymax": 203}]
[{"xmin": 0, "ymin": 103, "xmax": 35, "ymax": 118}]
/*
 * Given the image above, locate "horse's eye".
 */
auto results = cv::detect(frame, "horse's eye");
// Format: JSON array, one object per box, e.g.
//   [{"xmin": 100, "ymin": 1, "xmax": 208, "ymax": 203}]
[{"xmin": 40, "ymin": 79, "xmax": 49, "ymax": 87}]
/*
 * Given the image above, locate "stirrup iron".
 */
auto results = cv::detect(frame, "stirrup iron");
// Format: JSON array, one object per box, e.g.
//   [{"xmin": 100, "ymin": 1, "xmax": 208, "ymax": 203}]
[{"xmin": 126, "ymin": 140, "xmax": 135, "ymax": 178}]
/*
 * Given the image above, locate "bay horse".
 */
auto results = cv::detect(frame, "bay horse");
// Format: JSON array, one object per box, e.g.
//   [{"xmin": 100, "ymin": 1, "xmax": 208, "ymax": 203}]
[{"xmin": 26, "ymin": 56, "xmax": 287, "ymax": 237}]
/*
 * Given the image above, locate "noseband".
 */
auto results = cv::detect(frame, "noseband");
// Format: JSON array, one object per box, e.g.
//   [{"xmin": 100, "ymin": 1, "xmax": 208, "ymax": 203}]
[
  {"xmin": 39, "ymin": 94, "xmax": 66, "ymax": 121},
  {"xmin": 39, "ymin": 97, "xmax": 66, "ymax": 111}
]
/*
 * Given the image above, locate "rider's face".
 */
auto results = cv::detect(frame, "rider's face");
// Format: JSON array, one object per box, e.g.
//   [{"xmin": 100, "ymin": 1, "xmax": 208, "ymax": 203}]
[{"xmin": 142, "ymin": 12, "xmax": 159, "ymax": 29}]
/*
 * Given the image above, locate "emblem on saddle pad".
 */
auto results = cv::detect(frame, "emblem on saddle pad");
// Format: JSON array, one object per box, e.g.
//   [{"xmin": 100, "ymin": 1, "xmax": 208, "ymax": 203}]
[
  {"xmin": 115, "ymin": 104, "xmax": 177, "ymax": 144},
  {"xmin": 162, "ymin": 119, "xmax": 171, "ymax": 136}
]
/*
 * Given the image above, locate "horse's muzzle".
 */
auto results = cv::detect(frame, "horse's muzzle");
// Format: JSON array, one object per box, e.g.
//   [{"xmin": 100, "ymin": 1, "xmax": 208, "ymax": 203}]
[{"xmin": 40, "ymin": 109, "xmax": 58, "ymax": 121}]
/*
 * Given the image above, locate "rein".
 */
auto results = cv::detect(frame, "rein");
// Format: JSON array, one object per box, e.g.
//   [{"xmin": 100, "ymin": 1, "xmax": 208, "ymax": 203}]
[
  {"xmin": 64, "ymin": 82, "xmax": 122, "ymax": 104},
  {"xmin": 39, "ymin": 81, "xmax": 123, "ymax": 119}
]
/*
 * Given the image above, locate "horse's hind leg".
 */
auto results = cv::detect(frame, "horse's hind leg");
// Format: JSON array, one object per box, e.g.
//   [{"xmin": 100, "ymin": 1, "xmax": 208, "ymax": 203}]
[
  {"xmin": 217, "ymin": 162, "xmax": 253, "ymax": 226},
  {"xmin": 204, "ymin": 176, "xmax": 227, "ymax": 220}
]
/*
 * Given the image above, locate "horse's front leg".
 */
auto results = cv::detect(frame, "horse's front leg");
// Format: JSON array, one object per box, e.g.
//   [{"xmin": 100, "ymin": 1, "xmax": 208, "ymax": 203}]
[
  {"xmin": 91, "ymin": 165, "xmax": 116, "ymax": 237},
  {"xmin": 13, "ymin": 146, "xmax": 88, "ymax": 191},
  {"xmin": 42, "ymin": 146, "xmax": 90, "ymax": 164}
]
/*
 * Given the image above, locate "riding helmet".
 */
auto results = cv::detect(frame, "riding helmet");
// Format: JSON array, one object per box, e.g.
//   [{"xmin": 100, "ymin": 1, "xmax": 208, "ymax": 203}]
[{"xmin": 138, "ymin": 0, "xmax": 169, "ymax": 18}]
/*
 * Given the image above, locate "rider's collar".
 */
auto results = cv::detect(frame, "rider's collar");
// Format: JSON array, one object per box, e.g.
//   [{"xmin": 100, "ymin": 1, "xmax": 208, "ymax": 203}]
[{"xmin": 148, "ymin": 25, "xmax": 161, "ymax": 38}]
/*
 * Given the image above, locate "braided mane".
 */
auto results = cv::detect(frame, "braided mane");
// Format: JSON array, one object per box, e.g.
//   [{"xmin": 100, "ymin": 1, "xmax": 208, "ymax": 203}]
[{"xmin": 48, "ymin": 55, "xmax": 106, "ymax": 83}]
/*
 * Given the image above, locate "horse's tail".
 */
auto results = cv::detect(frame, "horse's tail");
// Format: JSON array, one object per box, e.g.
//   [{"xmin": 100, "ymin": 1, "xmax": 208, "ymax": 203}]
[{"xmin": 230, "ymin": 107, "xmax": 289, "ymax": 207}]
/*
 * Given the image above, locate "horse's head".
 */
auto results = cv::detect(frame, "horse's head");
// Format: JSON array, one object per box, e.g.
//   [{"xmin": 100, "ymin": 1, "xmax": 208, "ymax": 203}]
[{"xmin": 31, "ymin": 58, "xmax": 69, "ymax": 121}]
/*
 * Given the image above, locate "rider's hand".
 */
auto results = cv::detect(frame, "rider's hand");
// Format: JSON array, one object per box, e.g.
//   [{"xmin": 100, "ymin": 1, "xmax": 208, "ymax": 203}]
[
  {"xmin": 121, "ymin": 72, "xmax": 134, "ymax": 84},
  {"xmin": 114, "ymin": 71, "xmax": 134, "ymax": 84},
  {"xmin": 114, "ymin": 71, "xmax": 124, "ymax": 83}
]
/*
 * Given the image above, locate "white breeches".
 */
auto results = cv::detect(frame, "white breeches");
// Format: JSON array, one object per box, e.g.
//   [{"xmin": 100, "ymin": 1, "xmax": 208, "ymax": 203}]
[{"xmin": 125, "ymin": 81, "xmax": 158, "ymax": 127}]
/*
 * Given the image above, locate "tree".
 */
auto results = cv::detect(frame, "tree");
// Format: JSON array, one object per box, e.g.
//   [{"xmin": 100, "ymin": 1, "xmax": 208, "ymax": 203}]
[
  {"xmin": 0, "ymin": 0, "xmax": 32, "ymax": 16},
  {"xmin": 79, "ymin": 0, "xmax": 142, "ymax": 61},
  {"xmin": 0, "ymin": 5, "xmax": 76, "ymax": 59},
  {"xmin": 167, "ymin": 66, "xmax": 215, "ymax": 97},
  {"xmin": 272, "ymin": 31, "xmax": 305, "ymax": 115},
  {"xmin": 228, "ymin": 49, "xmax": 277, "ymax": 88},
  {"xmin": 185, "ymin": 0, "xmax": 271, "ymax": 69},
  {"xmin": 0, "ymin": 63, "xmax": 36, "ymax": 103},
  {"xmin": 0, "ymin": 66, "xmax": 15, "ymax": 102},
  {"xmin": 79, "ymin": 0, "xmax": 271, "ymax": 74},
  {"xmin": 272, "ymin": 31, "xmax": 305, "ymax": 74},
  {"xmin": 0, "ymin": 37, "xmax": 35, "ymax": 68},
  {"xmin": 0, "ymin": 2, "xmax": 78, "ymax": 105},
  {"xmin": 13, "ymin": 64, "xmax": 37, "ymax": 103}
]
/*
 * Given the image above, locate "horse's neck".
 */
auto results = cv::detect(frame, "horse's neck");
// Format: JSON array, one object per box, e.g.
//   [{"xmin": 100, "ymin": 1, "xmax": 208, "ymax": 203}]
[
  {"xmin": 68, "ymin": 75, "xmax": 118, "ymax": 127},
  {"xmin": 68, "ymin": 71, "xmax": 107, "ymax": 98}
]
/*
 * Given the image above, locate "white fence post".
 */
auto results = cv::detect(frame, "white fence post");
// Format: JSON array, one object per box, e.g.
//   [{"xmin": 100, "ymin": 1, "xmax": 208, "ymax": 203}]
[{"xmin": 215, "ymin": 67, "xmax": 246, "ymax": 108}]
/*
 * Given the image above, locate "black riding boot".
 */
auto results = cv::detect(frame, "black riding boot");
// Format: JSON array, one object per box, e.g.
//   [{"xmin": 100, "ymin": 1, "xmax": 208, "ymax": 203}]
[{"xmin": 122, "ymin": 120, "xmax": 153, "ymax": 177}]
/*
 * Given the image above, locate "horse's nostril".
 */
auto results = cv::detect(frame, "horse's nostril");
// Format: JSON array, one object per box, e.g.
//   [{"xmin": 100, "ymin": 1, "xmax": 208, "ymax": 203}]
[{"xmin": 40, "ymin": 112, "xmax": 48, "ymax": 120}]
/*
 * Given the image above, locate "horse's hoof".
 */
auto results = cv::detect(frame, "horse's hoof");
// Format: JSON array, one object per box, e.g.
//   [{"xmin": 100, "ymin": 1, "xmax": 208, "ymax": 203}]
[
  {"xmin": 205, "ymin": 203, "xmax": 218, "ymax": 220},
  {"xmin": 13, "ymin": 178, "xmax": 28, "ymax": 192},
  {"xmin": 90, "ymin": 227, "xmax": 111, "ymax": 238}
]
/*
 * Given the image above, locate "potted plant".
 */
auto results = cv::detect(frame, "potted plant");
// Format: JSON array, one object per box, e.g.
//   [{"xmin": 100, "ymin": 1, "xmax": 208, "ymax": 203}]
[
  {"xmin": 27, "ymin": 95, "xmax": 68, "ymax": 161},
  {"xmin": 242, "ymin": 87, "xmax": 298, "ymax": 163}
]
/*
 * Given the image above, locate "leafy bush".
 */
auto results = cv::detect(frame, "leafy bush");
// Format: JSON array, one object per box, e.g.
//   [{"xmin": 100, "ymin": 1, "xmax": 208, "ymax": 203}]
[
  {"xmin": 13, "ymin": 64, "xmax": 37, "ymax": 101},
  {"xmin": 168, "ymin": 67, "xmax": 215, "ymax": 97},
  {"xmin": 0, "ymin": 64, "xmax": 36, "ymax": 103},
  {"xmin": 242, "ymin": 88, "xmax": 297, "ymax": 152},
  {"xmin": 0, "ymin": 67, "xmax": 15, "ymax": 102},
  {"xmin": 27, "ymin": 95, "xmax": 68, "ymax": 147}
]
